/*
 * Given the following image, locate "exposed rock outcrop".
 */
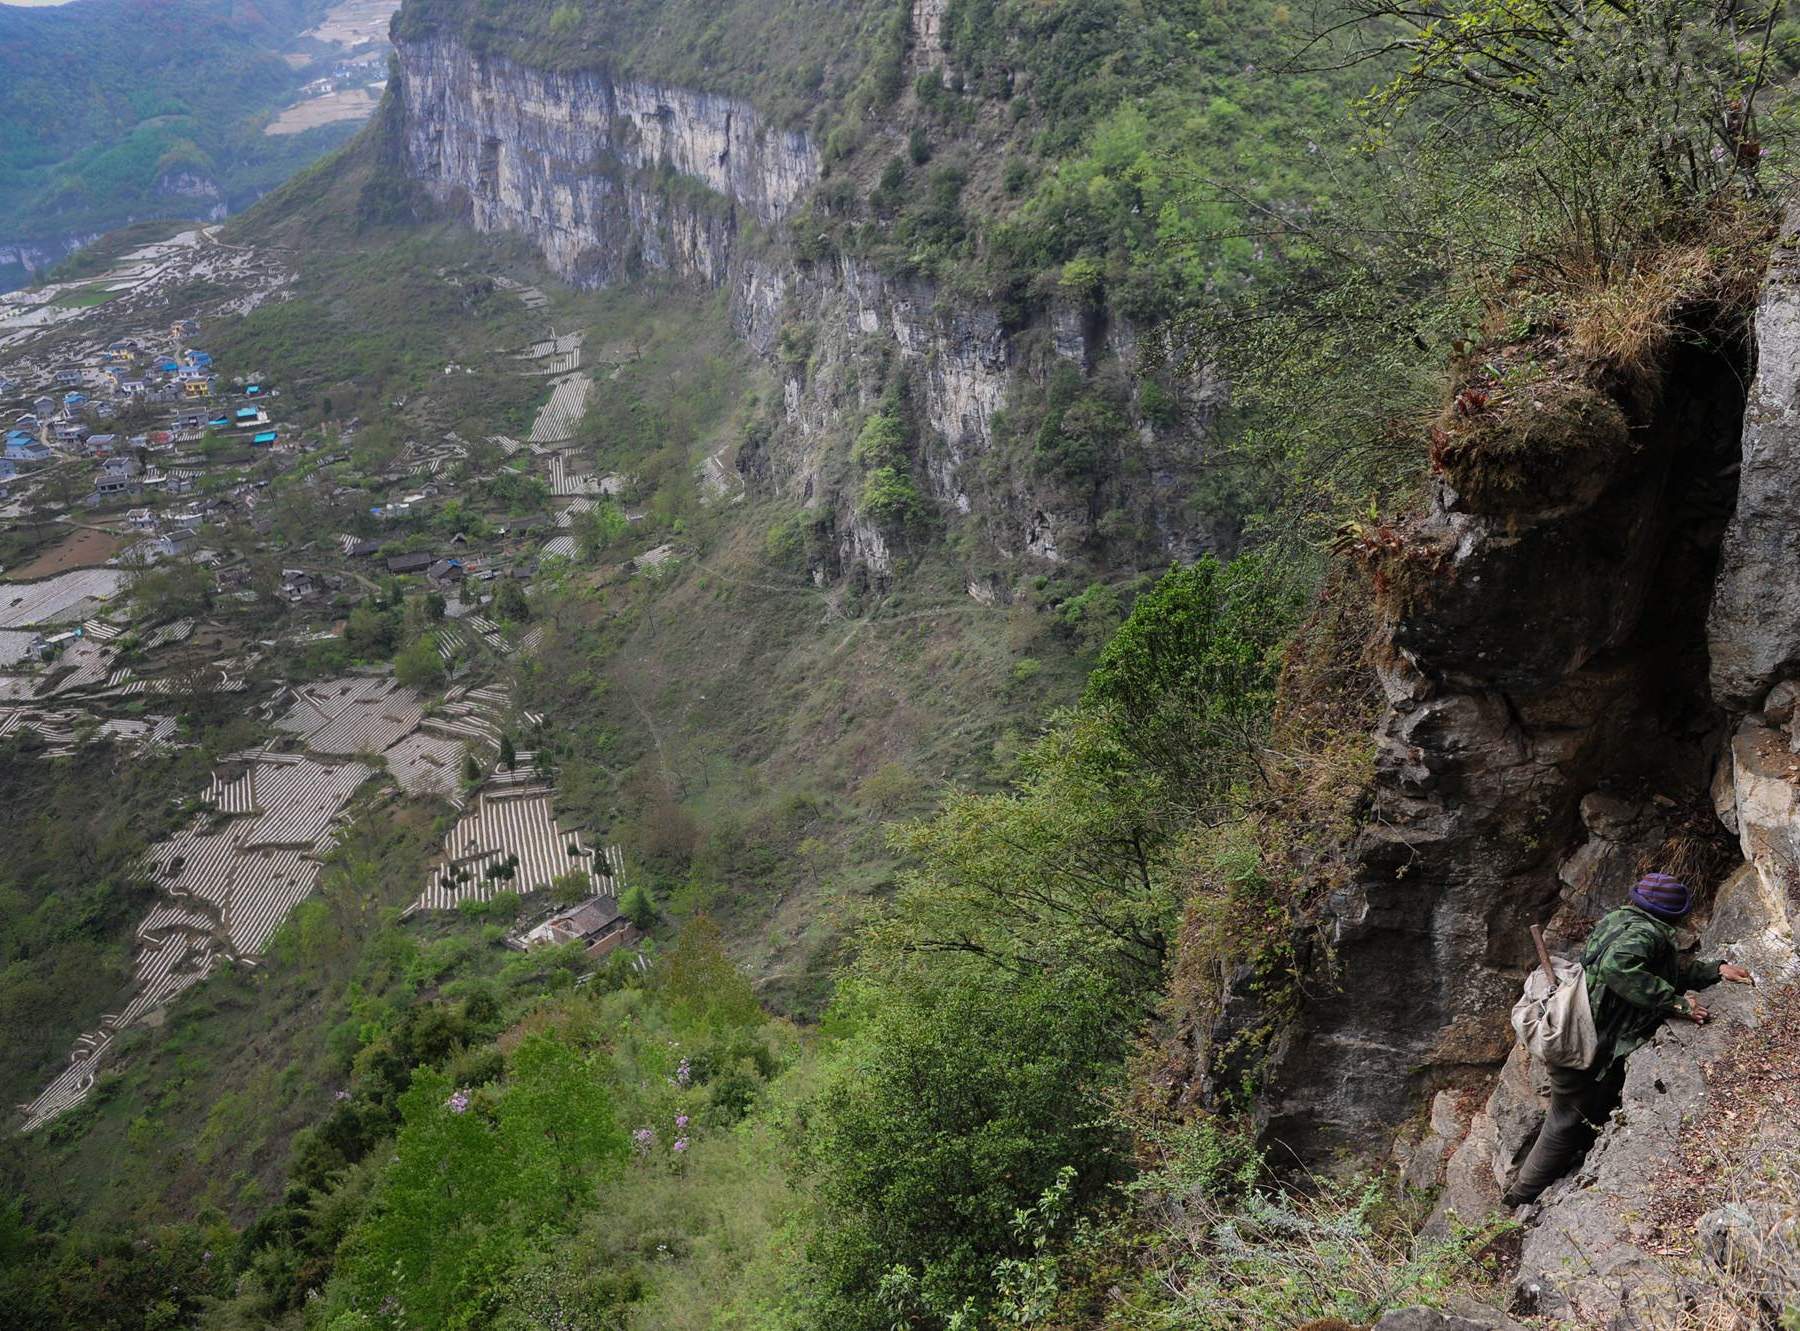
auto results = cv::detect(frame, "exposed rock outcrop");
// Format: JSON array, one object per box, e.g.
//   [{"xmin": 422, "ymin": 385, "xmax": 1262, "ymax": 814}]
[
  {"xmin": 396, "ymin": 32, "xmax": 817, "ymax": 288},
  {"xmin": 1251, "ymin": 337, "xmax": 1747, "ymax": 1156},
  {"xmin": 1710, "ymin": 218, "xmax": 1800, "ymax": 707},
  {"xmin": 1372, "ymin": 1301, "xmax": 1528, "ymax": 1331},
  {"xmin": 1277, "ymin": 209, "xmax": 1800, "ymax": 1326}
]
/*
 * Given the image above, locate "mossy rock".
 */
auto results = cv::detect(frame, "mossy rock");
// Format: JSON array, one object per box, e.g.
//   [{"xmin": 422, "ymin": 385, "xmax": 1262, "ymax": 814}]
[{"xmin": 1432, "ymin": 378, "xmax": 1631, "ymax": 516}]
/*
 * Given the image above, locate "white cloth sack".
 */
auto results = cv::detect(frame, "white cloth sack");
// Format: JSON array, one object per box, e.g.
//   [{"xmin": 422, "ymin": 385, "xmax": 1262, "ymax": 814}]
[{"xmin": 1510, "ymin": 956, "xmax": 1599, "ymax": 1069}]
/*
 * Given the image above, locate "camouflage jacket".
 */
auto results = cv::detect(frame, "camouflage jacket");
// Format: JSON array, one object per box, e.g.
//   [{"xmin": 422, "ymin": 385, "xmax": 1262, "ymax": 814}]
[{"xmin": 1580, "ymin": 905, "xmax": 1722, "ymax": 1067}]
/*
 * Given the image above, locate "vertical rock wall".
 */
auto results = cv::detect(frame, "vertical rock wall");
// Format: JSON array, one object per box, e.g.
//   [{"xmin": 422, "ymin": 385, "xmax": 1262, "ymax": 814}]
[
  {"xmin": 1248, "ymin": 340, "xmax": 1749, "ymax": 1156},
  {"xmin": 390, "ymin": 22, "xmax": 1220, "ymax": 580},
  {"xmin": 396, "ymin": 33, "xmax": 818, "ymax": 286},
  {"xmin": 1320, "ymin": 212, "xmax": 1800, "ymax": 1321}
]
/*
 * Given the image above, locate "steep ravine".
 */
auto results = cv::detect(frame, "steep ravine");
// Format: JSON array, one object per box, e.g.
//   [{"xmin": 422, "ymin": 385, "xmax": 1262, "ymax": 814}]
[{"xmin": 389, "ymin": 15, "xmax": 1217, "ymax": 583}]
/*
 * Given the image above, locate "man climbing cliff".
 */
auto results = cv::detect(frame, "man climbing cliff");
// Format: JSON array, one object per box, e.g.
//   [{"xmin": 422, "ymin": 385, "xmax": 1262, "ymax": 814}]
[{"xmin": 1502, "ymin": 874, "xmax": 1753, "ymax": 1206}]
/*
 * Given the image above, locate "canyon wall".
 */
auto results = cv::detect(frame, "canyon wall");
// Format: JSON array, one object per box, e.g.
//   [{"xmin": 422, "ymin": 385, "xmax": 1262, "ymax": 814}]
[
  {"xmin": 396, "ymin": 33, "xmax": 817, "ymax": 287},
  {"xmin": 391, "ymin": 22, "xmax": 1216, "ymax": 580}
]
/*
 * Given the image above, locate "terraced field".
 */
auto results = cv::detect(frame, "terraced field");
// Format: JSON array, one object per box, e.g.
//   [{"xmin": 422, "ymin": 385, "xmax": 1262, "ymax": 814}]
[
  {"xmin": 529, "ymin": 372, "xmax": 591, "ymax": 444},
  {"xmin": 0, "ymin": 568, "xmax": 129, "ymax": 628},
  {"xmin": 19, "ymin": 748, "xmax": 375, "ymax": 1130}
]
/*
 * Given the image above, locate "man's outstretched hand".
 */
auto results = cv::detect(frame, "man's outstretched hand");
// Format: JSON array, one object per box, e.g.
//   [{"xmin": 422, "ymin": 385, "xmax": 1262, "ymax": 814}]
[{"xmin": 1688, "ymin": 965, "xmax": 1755, "ymax": 1023}]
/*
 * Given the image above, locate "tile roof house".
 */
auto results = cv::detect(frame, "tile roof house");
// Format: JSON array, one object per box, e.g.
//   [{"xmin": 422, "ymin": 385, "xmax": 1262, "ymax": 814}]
[{"xmin": 524, "ymin": 897, "xmax": 641, "ymax": 960}]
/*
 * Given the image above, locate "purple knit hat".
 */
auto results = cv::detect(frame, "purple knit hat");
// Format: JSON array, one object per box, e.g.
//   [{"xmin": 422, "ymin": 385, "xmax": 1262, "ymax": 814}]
[{"xmin": 1631, "ymin": 872, "xmax": 1692, "ymax": 920}]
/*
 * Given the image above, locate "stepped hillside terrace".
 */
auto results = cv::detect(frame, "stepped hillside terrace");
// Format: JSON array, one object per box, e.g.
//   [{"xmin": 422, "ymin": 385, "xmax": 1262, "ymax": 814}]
[{"xmin": 3, "ymin": 233, "xmax": 658, "ymax": 1136}]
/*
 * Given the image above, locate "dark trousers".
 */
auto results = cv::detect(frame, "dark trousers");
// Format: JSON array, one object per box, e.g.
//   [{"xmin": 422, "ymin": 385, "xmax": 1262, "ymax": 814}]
[{"xmin": 1506, "ymin": 1060, "xmax": 1626, "ymax": 1203}]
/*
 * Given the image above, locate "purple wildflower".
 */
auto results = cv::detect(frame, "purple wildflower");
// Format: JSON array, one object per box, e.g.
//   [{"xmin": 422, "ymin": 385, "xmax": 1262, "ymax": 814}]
[
  {"xmin": 673, "ymin": 1137, "xmax": 689, "ymax": 1153},
  {"xmin": 632, "ymin": 1126, "xmax": 656, "ymax": 1153},
  {"xmin": 445, "ymin": 1089, "xmax": 470, "ymax": 1114},
  {"xmin": 674, "ymin": 1057, "xmax": 691, "ymax": 1088},
  {"xmin": 675, "ymin": 1113, "xmax": 689, "ymax": 1129}
]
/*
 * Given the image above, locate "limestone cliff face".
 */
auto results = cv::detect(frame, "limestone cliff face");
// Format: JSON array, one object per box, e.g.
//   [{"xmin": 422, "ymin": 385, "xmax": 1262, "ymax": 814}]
[
  {"xmin": 1249, "ymin": 338, "xmax": 1748, "ymax": 1156},
  {"xmin": 732, "ymin": 253, "xmax": 1213, "ymax": 571},
  {"xmin": 391, "ymin": 21, "xmax": 1216, "ymax": 581},
  {"xmin": 396, "ymin": 33, "xmax": 817, "ymax": 286}
]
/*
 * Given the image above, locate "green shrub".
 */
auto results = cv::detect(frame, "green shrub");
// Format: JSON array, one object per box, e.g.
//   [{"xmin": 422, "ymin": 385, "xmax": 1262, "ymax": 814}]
[
  {"xmin": 851, "ymin": 409, "xmax": 907, "ymax": 469},
  {"xmin": 858, "ymin": 466, "xmax": 923, "ymax": 527}
]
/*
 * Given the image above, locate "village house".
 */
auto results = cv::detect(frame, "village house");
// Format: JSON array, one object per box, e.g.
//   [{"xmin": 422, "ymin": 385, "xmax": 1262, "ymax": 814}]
[
  {"xmin": 4, "ymin": 430, "xmax": 49, "ymax": 462},
  {"xmin": 385, "ymin": 551, "xmax": 434, "ymax": 576},
  {"xmin": 92, "ymin": 471, "xmax": 142, "ymax": 503},
  {"xmin": 523, "ymin": 897, "xmax": 640, "ymax": 961},
  {"xmin": 30, "ymin": 628, "xmax": 83, "ymax": 659},
  {"xmin": 154, "ymin": 530, "xmax": 198, "ymax": 560},
  {"xmin": 426, "ymin": 557, "xmax": 465, "ymax": 590},
  {"xmin": 279, "ymin": 568, "xmax": 320, "ymax": 602}
]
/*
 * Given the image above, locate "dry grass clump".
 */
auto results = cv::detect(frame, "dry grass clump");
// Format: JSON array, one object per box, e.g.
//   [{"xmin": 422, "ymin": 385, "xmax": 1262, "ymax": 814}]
[
  {"xmin": 1564, "ymin": 244, "xmax": 1719, "ymax": 382},
  {"xmin": 1419, "ymin": 199, "xmax": 1772, "ymax": 519},
  {"xmin": 1558, "ymin": 201, "xmax": 1774, "ymax": 385}
]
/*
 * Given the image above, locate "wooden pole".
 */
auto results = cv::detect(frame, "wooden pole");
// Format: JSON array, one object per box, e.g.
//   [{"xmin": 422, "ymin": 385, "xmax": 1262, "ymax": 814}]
[{"xmin": 1530, "ymin": 924, "xmax": 1557, "ymax": 984}]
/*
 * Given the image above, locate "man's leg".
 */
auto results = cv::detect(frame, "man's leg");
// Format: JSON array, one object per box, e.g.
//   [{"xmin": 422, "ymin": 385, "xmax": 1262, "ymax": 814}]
[{"xmin": 1502, "ymin": 1062, "xmax": 1624, "ymax": 1205}]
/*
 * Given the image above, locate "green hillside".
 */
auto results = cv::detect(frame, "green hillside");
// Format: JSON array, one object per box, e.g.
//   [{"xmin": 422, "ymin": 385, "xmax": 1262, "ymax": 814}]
[{"xmin": 6, "ymin": 0, "xmax": 1797, "ymax": 1328}]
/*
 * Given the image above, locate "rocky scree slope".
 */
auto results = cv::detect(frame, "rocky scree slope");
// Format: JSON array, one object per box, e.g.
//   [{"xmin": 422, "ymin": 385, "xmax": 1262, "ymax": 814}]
[
  {"xmin": 387, "ymin": 0, "xmax": 1215, "ymax": 588},
  {"xmin": 1200, "ymin": 216, "xmax": 1800, "ymax": 1323}
]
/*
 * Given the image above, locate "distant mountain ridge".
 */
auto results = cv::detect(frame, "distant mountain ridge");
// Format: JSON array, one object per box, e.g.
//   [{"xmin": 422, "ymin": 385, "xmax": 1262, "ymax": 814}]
[{"xmin": 0, "ymin": 0, "xmax": 376, "ymax": 288}]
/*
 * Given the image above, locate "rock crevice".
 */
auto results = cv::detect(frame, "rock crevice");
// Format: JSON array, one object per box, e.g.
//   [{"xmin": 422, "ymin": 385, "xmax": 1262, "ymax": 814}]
[{"xmin": 1275, "ymin": 214, "xmax": 1800, "ymax": 1323}]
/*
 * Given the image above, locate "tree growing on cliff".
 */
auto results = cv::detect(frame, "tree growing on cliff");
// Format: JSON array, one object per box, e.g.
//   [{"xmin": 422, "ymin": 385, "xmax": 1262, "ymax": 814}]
[{"xmin": 1084, "ymin": 553, "xmax": 1300, "ymax": 809}]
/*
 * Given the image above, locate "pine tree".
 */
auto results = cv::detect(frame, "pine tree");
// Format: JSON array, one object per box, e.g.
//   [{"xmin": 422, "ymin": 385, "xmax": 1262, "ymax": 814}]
[{"xmin": 499, "ymin": 733, "xmax": 516, "ymax": 771}]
